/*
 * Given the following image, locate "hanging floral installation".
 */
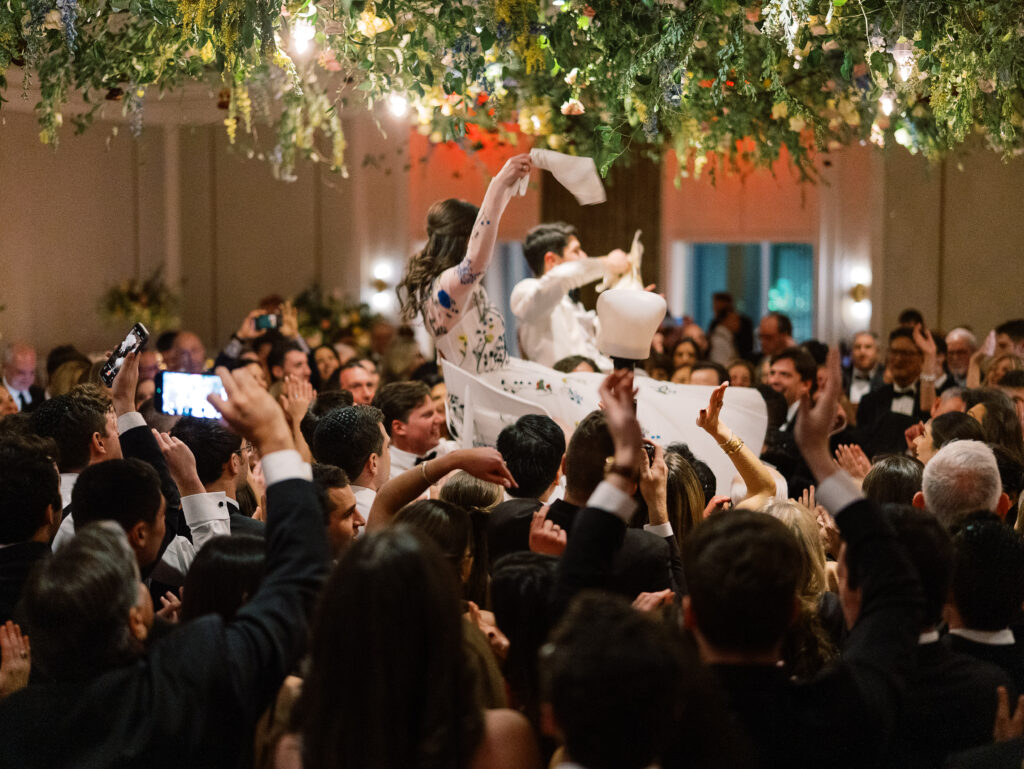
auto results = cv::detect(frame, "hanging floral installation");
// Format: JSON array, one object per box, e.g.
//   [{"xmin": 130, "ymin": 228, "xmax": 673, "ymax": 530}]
[{"xmin": 2, "ymin": 0, "xmax": 1023, "ymax": 181}]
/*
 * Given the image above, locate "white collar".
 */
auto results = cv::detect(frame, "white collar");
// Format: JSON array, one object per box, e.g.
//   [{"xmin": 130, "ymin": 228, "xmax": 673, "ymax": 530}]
[
  {"xmin": 918, "ymin": 630, "xmax": 941, "ymax": 645},
  {"xmin": 948, "ymin": 627, "xmax": 1016, "ymax": 646}
]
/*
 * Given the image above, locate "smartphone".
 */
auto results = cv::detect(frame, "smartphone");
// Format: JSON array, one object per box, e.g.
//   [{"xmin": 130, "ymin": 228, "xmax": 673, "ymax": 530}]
[
  {"xmin": 100, "ymin": 323, "xmax": 150, "ymax": 386},
  {"xmin": 154, "ymin": 371, "xmax": 227, "ymax": 419},
  {"xmin": 255, "ymin": 313, "xmax": 281, "ymax": 331},
  {"xmin": 643, "ymin": 443, "xmax": 656, "ymax": 466}
]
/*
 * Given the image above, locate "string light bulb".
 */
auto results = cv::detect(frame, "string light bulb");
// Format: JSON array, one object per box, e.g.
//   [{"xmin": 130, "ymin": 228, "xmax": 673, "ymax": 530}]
[
  {"xmin": 890, "ymin": 41, "xmax": 915, "ymax": 81},
  {"xmin": 388, "ymin": 93, "xmax": 409, "ymax": 117},
  {"xmin": 879, "ymin": 92, "xmax": 895, "ymax": 116}
]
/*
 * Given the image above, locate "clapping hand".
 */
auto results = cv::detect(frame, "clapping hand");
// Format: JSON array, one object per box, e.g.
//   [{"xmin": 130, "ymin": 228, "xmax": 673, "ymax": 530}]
[
  {"xmin": 279, "ymin": 377, "xmax": 315, "ymax": 428},
  {"xmin": 156, "ymin": 590, "xmax": 182, "ymax": 623},
  {"xmin": 834, "ymin": 444, "xmax": 871, "ymax": 480}
]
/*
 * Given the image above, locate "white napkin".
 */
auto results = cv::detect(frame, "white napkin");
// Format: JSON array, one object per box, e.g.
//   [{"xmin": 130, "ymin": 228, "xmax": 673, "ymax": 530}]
[
  {"xmin": 596, "ymin": 229, "xmax": 646, "ymax": 292},
  {"xmin": 514, "ymin": 148, "xmax": 607, "ymax": 205}
]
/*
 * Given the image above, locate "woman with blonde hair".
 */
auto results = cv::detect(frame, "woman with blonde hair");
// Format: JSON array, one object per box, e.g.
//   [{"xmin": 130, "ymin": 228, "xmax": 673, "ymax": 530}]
[{"xmin": 761, "ymin": 498, "xmax": 837, "ymax": 678}]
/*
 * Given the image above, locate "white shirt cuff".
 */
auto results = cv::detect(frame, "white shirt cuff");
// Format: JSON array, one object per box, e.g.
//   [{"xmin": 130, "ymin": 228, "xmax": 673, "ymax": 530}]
[
  {"xmin": 585, "ymin": 480, "xmax": 637, "ymax": 524},
  {"xmin": 815, "ymin": 471, "xmax": 863, "ymax": 516},
  {"xmin": 261, "ymin": 449, "xmax": 313, "ymax": 485},
  {"xmin": 644, "ymin": 521, "xmax": 674, "ymax": 538},
  {"xmin": 181, "ymin": 491, "xmax": 230, "ymax": 527},
  {"xmin": 117, "ymin": 412, "xmax": 146, "ymax": 434}
]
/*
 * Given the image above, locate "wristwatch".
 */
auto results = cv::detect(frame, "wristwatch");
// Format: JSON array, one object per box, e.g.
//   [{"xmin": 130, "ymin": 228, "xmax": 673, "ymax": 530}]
[{"xmin": 604, "ymin": 456, "xmax": 639, "ymax": 483}]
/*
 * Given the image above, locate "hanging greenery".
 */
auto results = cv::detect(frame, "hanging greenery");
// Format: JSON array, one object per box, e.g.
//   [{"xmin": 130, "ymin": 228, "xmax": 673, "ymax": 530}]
[{"xmin": 2, "ymin": 0, "xmax": 1023, "ymax": 181}]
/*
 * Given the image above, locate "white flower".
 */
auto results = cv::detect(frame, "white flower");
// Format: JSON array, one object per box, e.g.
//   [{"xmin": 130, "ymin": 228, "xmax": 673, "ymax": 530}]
[
  {"xmin": 771, "ymin": 101, "xmax": 789, "ymax": 120},
  {"xmin": 564, "ymin": 68, "xmax": 579, "ymax": 86},
  {"xmin": 560, "ymin": 98, "xmax": 585, "ymax": 116}
]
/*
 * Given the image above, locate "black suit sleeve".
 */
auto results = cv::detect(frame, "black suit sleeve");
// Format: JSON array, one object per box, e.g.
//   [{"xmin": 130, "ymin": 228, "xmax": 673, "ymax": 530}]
[{"xmin": 834, "ymin": 497, "xmax": 923, "ymax": 742}]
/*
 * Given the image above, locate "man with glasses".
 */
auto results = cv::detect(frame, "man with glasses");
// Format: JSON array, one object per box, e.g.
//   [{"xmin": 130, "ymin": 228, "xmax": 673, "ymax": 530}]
[
  {"xmin": 856, "ymin": 327, "xmax": 932, "ymax": 457},
  {"xmin": 170, "ymin": 416, "xmax": 266, "ymax": 536}
]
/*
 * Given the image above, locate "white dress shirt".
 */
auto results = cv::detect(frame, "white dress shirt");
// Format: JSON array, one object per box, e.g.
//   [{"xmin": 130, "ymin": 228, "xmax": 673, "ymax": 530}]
[
  {"xmin": 350, "ymin": 484, "xmax": 377, "ymax": 525},
  {"xmin": 3, "ymin": 377, "xmax": 33, "ymax": 411},
  {"xmin": 510, "ymin": 258, "xmax": 613, "ymax": 370},
  {"xmin": 388, "ymin": 439, "xmax": 456, "ymax": 480}
]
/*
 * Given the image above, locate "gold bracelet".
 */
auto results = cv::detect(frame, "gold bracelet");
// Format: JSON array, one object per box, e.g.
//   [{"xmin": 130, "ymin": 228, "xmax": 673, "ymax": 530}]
[
  {"xmin": 718, "ymin": 433, "xmax": 744, "ymax": 455},
  {"xmin": 421, "ymin": 459, "xmax": 434, "ymax": 485}
]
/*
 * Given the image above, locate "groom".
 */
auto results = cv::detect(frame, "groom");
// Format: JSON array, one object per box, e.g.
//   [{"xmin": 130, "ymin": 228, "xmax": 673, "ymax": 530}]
[{"xmin": 510, "ymin": 222, "xmax": 630, "ymax": 371}]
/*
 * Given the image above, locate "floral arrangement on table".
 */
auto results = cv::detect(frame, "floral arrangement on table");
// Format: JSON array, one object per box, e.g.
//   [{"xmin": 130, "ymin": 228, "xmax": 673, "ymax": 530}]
[
  {"xmin": 2, "ymin": 0, "xmax": 1024, "ymax": 181},
  {"xmin": 99, "ymin": 267, "xmax": 179, "ymax": 332},
  {"xmin": 291, "ymin": 283, "xmax": 375, "ymax": 347}
]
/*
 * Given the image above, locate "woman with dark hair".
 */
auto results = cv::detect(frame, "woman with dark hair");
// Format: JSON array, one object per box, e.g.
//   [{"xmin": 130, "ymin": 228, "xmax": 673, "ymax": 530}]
[
  {"xmin": 179, "ymin": 535, "xmax": 265, "ymax": 623},
  {"xmin": 397, "ymin": 155, "xmax": 531, "ymax": 374},
  {"xmin": 309, "ymin": 345, "xmax": 340, "ymax": 391},
  {"xmin": 912, "ymin": 411, "xmax": 987, "ymax": 465},
  {"xmin": 296, "ymin": 527, "xmax": 540, "ymax": 769},
  {"xmin": 669, "ymin": 337, "xmax": 701, "ymax": 383},
  {"xmin": 966, "ymin": 387, "xmax": 1024, "ymax": 462}
]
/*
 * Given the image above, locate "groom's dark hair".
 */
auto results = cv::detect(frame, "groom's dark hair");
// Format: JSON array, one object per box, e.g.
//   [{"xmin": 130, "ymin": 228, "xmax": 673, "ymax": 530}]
[{"xmin": 524, "ymin": 222, "xmax": 579, "ymax": 277}]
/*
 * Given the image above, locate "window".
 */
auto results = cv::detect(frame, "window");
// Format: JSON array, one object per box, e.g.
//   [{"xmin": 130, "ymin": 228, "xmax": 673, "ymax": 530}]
[{"xmin": 676, "ymin": 241, "xmax": 815, "ymax": 342}]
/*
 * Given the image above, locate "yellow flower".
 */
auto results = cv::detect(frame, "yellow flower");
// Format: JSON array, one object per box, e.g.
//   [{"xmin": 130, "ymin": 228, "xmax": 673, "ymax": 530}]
[
  {"xmin": 356, "ymin": 2, "xmax": 392, "ymax": 37},
  {"xmin": 771, "ymin": 101, "xmax": 789, "ymax": 120},
  {"xmin": 788, "ymin": 115, "xmax": 806, "ymax": 132}
]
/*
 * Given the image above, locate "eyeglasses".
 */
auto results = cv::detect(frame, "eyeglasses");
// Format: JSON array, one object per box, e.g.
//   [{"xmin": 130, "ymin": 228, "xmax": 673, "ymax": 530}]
[{"xmin": 235, "ymin": 442, "xmax": 254, "ymax": 455}]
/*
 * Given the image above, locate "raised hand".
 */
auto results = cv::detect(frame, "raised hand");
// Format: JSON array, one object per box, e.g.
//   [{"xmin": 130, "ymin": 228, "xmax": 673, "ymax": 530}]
[
  {"xmin": 279, "ymin": 377, "xmax": 316, "ymax": 428},
  {"xmin": 235, "ymin": 309, "xmax": 264, "ymax": 341},
  {"xmin": 817, "ymin": 505, "xmax": 841, "ymax": 559},
  {"xmin": 494, "ymin": 153, "xmax": 532, "ymax": 191},
  {"xmin": 529, "ymin": 504, "xmax": 567, "ymax": 556},
  {"xmin": 697, "ymin": 381, "xmax": 729, "ymax": 441},
  {"xmin": 465, "ymin": 601, "xmax": 510, "ymax": 661},
  {"xmin": 598, "ymin": 368, "xmax": 643, "ymax": 472},
  {"xmin": 834, "ymin": 444, "xmax": 871, "ymax": 480},
  {"xmin": 279, "ymin": 300, "xmax": 300, "ymax": 339},
  {"xmin": 453, "ymin": 447, "xmax": 517, "ymax": 489},
  {"xmin": 111, "ymin": 351, "xmax": 140, "ymax": 416},
  {"xmin": 208, "ymin": 366, "xmax": 294, "ymax": 456},
  {"xmin": 153, "ymin": 430, "xmax": 205, "ymax": 496},
  {"xmin": 639, "ymin": 441, "xmax": 669, "ymax": 526},
  {"xmin": 0, "ymin": 621, "xmax": 30, "ymax": 699},
  {"xmin": 794, "ymin": 346, "xmax": 843, "ymax": 482}
]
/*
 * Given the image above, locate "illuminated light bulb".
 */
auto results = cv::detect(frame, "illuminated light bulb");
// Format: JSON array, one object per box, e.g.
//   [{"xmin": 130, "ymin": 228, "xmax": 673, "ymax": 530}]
[
  {"xmin": 531, "ymin": 114, "xmax": 542, "ymax": 131},
  {"xmin": 371, "ymin": 292, "xmax": 391, "ymax": 312},
  {"xmin": 291, "ymin": 17, "xmax": 315, "ymax": 53},
  {"xmin": 552, "ymin": 0, "xmax": 565, "ymax": 5},
  {"xmin": 850, "ymin": 265, "xmax": 871, "ymax": 286},
  {"xmin": 373, "ymin": 262, "xmax": 393, "ymax": 281},
  {"xmin": 388, "ymin": 93, "xmax": 409, "ymax": 117},
  {"xmin": 890, "ymin": 41, "xmax": 915, "ymax": 81},
  {"xmin": 879, "ymin": 93, "xmax": 895, "ymax": 116}
]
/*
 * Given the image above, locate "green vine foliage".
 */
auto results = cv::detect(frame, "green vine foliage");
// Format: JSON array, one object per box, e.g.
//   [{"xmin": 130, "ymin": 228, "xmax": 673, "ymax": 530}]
[{"xmin": 2, "ymin": 0, "xmax": 1024, "ymax": 181}]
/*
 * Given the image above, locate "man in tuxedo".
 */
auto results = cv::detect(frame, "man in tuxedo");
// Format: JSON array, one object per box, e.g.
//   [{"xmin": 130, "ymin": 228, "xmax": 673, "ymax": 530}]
[
  {"xmin": 856, "ymin": 327, "xmax": 931, "ymax": 458},
  {"xmin": 844, "ymin": 331, "xmax": 886, "ymax": 405},
  {"xmin": 170, "ymin": 416, "xmax": 265, "ymax": 536},
  {"xmin": 3, "ymin": 343, "xmax": 44, "ymax": 412},
  {"xmin": 312, "ymin": 405, "xmax": 390, "ymax": 523},
  {"xmin": 0, "ymin": 435, "xmax": 62, "ymax": 624},
  {"xmin": 945, "ymin": 328, "xmax": 978, "ymax": 388},
  {"xmin": 338, "ymin": 360, "xmax": 376, "ymax": 405},
  {"xmin": 311, "ymin": 463, "xmax": 362, "ymax": 558},
  {"xmin": 510, "ymin": 222, "xmax": 630, "ymax": 370},
  {"xmin": 373, "ymin": 381, "xmax": 450, "ymax": 478},
  {"xmin": 0, "ymin": 365, "xmax": 330, "ymax": 769},
  {"xmin": 883, "ymin": 505, "xmax": 1013, "ymax": 768},
  {"xmin": 496, "ymin": 414, "xmax": 566, "ymax": 504},
  {"xmin": 761, "ymin": 346, "xmax": 817, "ymax": 491},
  {"xmin": 945, "ymin": 515, "xmax": 1024, "ymax": 693},
  {"xmin": 917, "ymin": 440, "xmax": 1011, "ymax": 528},
  {"xmin": 488, "ymin": 408, "xmax": 678, "ymax": 599}
]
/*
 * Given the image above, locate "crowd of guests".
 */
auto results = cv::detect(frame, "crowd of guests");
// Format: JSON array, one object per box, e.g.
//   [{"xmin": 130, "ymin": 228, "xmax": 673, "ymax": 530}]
[{"xmin": 0, "ymin": 297, "xmax": 1023, "ymax": 769}]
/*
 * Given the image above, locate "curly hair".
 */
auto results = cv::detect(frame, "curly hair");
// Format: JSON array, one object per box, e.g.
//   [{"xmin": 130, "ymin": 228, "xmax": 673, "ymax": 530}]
[{"xmin": 397, "ymin": 199, "xmax": 479, "ymax": 322}]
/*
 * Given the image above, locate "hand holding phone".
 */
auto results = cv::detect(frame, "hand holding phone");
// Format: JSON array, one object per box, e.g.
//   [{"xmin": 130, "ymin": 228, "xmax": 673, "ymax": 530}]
[
  {"xmin": 101, "ymin": 323, "xmax": 150, "ymax": 386},
  {"xmin": 155, "ymin": 371, "xmax": 227, "ymax": 419}
]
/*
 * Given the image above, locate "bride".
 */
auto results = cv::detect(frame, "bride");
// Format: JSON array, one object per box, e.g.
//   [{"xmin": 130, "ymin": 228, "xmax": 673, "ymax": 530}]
[{"xmin": 397, "ymin": 154, "xmax": 532, "ymax": 375}]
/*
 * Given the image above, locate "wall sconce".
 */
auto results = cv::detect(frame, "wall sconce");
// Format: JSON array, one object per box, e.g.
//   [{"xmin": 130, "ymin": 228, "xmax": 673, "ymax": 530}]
[
  {"xmin": 370, "ymin": 262, "xmax": 394, "ymax": 312},
  {"xmin": 850, "ymin": 283, "xmax": 869, "ymax": 303}
]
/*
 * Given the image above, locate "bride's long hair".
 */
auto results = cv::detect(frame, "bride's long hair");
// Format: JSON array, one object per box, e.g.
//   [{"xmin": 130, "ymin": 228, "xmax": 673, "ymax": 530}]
[{"xmin": 397, "ymin": 198, "xmax": 479, "ymax": 321}]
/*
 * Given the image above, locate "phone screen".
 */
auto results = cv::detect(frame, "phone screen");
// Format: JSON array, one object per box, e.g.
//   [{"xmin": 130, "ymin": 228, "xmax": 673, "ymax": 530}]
[
  {"xmin": 155, "ymin": 372, "xmax": 227, "ymax": 419},
  {"xmin": 101, "ymin": 323, "xmax": 150, "ymax": 386}
]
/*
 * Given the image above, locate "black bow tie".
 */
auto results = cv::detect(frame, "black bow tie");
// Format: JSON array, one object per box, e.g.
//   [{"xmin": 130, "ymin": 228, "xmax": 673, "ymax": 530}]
[
  {"xmin": 414, "ymin": 451, "xmax": 438, "ymax": 465},
  {"xmin": 893, "ymin": 384, "xmax": 916, "ymax": 396},
  {"xmin": 853, "ymin": 371, "xmax": 872, "ymax": 382}
]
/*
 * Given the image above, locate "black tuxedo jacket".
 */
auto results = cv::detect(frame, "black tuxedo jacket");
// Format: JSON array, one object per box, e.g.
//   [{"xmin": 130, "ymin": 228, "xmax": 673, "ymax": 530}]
[
  {"xmin": 13, "ymin": 384, "xmax": 46, "ymax": 413},
  {"xmin": 891, "ymin": 640, "xmax": 1013, "ymax": 769},
  {"xmin": 843, "ymin": 365, "xmax": 886, "ymax": 401},
  {"xmin": 0, "ymin": 541, "xmax": 49, "ymax": 625},
  {"xmin": 856, "ymin": 383, "xmax": 929, "ymax": 458},
  {"xmin": 945, "ymin": 633, "xmax": 1024, "ymax": 694},
  {"xmin": 0, "ymin": 477, "xmax": 329, "ymax": 769},
  {"xmin": 489, "ymin": 496, "xmax": 679, "ymax": 600},
  {"xmin": 226, "ymin": 499, "xmax": 267, "ymax": 537}
]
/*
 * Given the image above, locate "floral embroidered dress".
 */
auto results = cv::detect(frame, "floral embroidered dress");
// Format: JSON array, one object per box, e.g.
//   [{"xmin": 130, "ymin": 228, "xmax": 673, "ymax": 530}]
[{"xmin": 421, "ymin": 165, "xmax": 523, "ymax": 374}]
